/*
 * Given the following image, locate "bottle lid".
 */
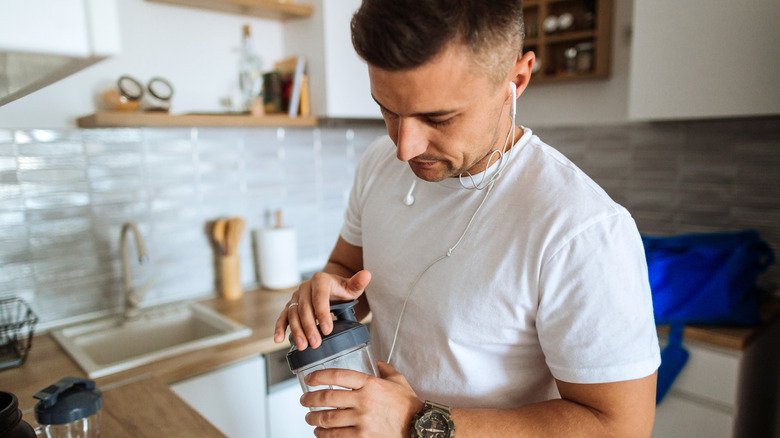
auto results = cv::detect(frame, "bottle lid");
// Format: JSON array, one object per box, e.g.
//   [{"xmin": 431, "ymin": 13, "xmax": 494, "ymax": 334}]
[
  {"xmin": 287, "ymin": 300, "xmax": 370, "ymax": 371},
  {"xmin": 34, "ymin": 377, "xmax": 103, "ymax": 425}
]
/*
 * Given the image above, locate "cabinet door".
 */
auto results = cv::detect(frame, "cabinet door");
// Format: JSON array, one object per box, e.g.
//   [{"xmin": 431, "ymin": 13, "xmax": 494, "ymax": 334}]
[
  {"xmin": 628, "ymin": 0, "xmax": 780, "ymax": 120},
  {"xmin": 653, "ymin": 393, "xmax": 734, "ymax": 438},
  {"xmin": 268, "ymin": 379, "xmax": 314, "ymax": 438},
  {"xmin": 171, "ymin": 356, "xmax": 267, "ymax": 438}
]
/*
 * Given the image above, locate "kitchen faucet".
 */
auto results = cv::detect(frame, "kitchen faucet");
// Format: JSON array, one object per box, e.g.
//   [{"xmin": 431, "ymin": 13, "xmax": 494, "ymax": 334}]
[{"xmin": 120, "ymin": 222, "xmax": 150, "ymax": 320}]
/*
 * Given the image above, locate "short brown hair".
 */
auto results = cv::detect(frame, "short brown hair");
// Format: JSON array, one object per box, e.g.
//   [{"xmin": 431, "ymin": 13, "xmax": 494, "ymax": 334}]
[{"xmin": 351, "ymin": 0, "xmax": 524, "ymax": 82}]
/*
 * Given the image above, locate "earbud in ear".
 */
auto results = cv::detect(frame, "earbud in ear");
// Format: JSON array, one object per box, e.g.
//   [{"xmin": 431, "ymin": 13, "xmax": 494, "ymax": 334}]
[{"xmin": 508, "ymin": 82, "xmax": 517, "ymax": 119}]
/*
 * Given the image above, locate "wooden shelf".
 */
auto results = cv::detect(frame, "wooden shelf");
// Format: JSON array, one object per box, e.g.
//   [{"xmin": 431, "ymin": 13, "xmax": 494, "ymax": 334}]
[
  {"xmin": 145, "ymin": 0, "xmax": 313, "ymax": 20},
  {"xmin": 76, "ymin": 112, "xmax": 318, "ymax": 128},
  {"xmin": 544, "ymin": 30, "xmax": 598, "ymax": 44},
  {"xmin": 531, "ymin": 70, "xmax": 609, "ymax": 85},
  {"xmin": 523, "ymin": 0, "xmax": 612, "ymax": 84}
]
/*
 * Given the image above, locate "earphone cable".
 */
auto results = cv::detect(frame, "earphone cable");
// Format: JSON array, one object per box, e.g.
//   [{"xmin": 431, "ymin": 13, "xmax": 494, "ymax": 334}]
[{"xmin": 386, "ymin": 177, "xmax": 497, "ymax": 363}]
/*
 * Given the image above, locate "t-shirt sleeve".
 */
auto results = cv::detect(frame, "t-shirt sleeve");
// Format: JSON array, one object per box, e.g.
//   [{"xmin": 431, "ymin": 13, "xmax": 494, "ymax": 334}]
[
  {"xmin": 537, "ymin": 212, "xmax": 661, "ymax": 384},
  {"xmin": 340, "ymin": 136, "xmax": 389, "ymax": 247}
]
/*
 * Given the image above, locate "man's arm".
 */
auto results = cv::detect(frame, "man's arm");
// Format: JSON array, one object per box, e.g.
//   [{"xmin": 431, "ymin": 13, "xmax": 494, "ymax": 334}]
[
  {"xmin": 301, "ymin": 365, "xmax": 656, "ymax": 437},
  {"xmin": 451, "ymin": 373, "xmax": 657, "ymax": 437}
]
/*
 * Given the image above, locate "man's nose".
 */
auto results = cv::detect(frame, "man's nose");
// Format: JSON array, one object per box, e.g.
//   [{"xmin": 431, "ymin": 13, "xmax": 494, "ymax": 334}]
[{"xmin": 396, "ymin": 118, "xmax": 427, "ymax": 162}]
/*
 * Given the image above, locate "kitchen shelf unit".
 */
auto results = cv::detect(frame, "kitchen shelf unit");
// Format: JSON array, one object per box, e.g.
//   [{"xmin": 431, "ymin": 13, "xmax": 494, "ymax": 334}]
[
  {"xmin": 145, "ymin": 0, "xmax": 313, "ymax": 20},
  {"xmin": 522, "ymin": 0, "xmax": 612, "ymax": 84},
  {"xmin": 76, "ymin": 111, "xmax": 317, "ymax": 128}
]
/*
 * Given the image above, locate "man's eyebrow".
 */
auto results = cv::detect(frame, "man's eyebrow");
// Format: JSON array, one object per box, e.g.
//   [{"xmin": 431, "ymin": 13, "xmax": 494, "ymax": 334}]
[{"xmin": 371, "ymin": 94, "xmax": 460, "ymax": 118}]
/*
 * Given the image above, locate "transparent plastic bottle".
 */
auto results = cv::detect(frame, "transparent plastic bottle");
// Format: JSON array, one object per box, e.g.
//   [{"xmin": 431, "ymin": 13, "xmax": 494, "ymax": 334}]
[
  {"xmin": 238, "ymin": 24, "xmax": 264, "ymax": 112},
  {"xmin": 34, "ymin": 377, "xmax": 102, "ymax": 438},
  {"xmin": 287, "ymin": 300, "xmax": 378, "ymax": 411}
]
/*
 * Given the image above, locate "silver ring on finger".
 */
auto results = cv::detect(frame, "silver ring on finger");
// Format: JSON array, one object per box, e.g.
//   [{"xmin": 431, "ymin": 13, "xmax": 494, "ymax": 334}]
[{"xmin": 287, "ymin": 301, "xmax": 300, "ymax": 311}]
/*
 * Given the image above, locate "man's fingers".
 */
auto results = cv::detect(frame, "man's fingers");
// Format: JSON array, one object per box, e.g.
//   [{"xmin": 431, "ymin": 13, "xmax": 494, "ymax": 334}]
[
  {"xmin": 274, "ymin": 290, "xmax": 299, "ymax": 343},
  {"xmin": 273, "ymin": 308, "xmax": 288, "ymax": 343},
  {"xmin": 305, "ymin": 368, "xmax": 372, "ymax": 390},
  {"xmin": 287, "ymin": 303, "xmax": 309, "ymax": 351},
  {"xmin": 301, "ymin": 389, "xmax": 357, "ymax": 411},
  {"xmin": 345, "ymin": 269, "xmax": 372, "ymax": 294},
  {"xmin": 313, "ymin": 426, "xmax": 359, "ymax": 438},
  {"xmin": 297, "ymin": 293, "xmax": 322, "ymax": 349}
]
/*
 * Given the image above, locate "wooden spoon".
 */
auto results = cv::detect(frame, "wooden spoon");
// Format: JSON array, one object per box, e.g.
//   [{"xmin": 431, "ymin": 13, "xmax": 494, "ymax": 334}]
[{"xmin": 211, "ymin": 219, "xmax": 227, "ymax": 256}]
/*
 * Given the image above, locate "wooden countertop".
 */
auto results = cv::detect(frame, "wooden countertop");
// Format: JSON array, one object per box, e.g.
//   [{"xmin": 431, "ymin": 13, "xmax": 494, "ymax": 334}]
[{"xmin": 657, "ymin": 297, "xmax": 780, "ymax": 351}]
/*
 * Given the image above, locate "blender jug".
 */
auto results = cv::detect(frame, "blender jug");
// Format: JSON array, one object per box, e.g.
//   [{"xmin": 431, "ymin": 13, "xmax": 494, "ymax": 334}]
[
  {"xmin": 34, "ymin": 377, "xmax": 102, "ymax": 438},
  {"xmin": 287, "ymin": 300, "xmax": 377, "ymax": 409}
]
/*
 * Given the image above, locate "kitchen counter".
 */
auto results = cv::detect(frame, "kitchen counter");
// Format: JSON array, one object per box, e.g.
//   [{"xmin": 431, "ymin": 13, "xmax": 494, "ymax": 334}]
[
  {"xmin": 1, "ymin": 287, "xmax": 777, "ymax": 435},
  {"xmin": 0, "ymin": 287, "xmax": 296, "ymax": 435}
]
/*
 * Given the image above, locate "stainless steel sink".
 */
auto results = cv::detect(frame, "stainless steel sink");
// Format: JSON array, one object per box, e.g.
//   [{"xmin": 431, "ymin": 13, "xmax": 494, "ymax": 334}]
[{"xmin": 52, "ymin": 302, "xmax": 251, "ymax": 378}]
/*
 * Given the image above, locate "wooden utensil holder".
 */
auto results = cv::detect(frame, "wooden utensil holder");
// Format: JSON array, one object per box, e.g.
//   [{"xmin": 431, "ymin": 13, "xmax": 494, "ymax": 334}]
[{"xmin": 216, "ymin": 253, "xmax": 242, "ymax": 301}]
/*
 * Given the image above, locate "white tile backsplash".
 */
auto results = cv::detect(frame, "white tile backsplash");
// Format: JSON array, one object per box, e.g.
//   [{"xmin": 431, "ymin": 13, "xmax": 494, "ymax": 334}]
[{"xmin": 0, "ymin": 123, "xmax": 386, "ymax": 327}]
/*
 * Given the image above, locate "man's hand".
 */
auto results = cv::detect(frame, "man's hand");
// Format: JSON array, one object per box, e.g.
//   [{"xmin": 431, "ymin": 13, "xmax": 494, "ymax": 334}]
[
  {"xmin": 274, "ymin": 269, "xmax": 372, "ymax": 351},
  {"xmin": 301, "ymin": 361, "xmax": 424, "ymax": 438}
]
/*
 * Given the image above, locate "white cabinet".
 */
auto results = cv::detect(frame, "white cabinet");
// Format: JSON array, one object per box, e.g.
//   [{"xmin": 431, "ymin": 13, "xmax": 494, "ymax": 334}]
[
  {"xmin": 653, "ymin": 318, "xmax": 780, "ymax": 438},
  {"xmin": 283, "ymin": 0, "xmax": 381, "ymax": 119},
  {"xmin": 268, "ymin": 379, "xmax": 314, "ymax": 438},
  {"xmin": 628, "ymin": 0, "xmax": 780, "ymax": 121},
  {"xmin": 0, "ymin": 0, "xmax": 120, "ymax": 106},
  {"xmin": 171, "ymin": 356, "xmax": 268, "ymax": 438},
  {"xmin": 265, "ymin": 347, "xmax": 314, "ymax": 437},
  {"xmin": 652, "ymin": 341, "xmax": 739, "ymax": 438}
]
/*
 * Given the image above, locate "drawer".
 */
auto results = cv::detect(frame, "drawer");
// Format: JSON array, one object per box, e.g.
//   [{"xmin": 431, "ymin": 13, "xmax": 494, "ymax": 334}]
[
  {"xmin": 653, "ymin": 393, "xmax": 734, "ymax": 438},
  {"xmin": 661, "ymin": 337, "xmax": 741, "ymax": 408}
]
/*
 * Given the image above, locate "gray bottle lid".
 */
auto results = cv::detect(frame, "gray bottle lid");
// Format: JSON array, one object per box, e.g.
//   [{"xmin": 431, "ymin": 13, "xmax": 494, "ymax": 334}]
[
  {"xmin": 286, "ymin": 300, "xmax": 370, "ymax": 371},
  {"xmin": 34, "ymin": 377, "xmax": 103, "ymax": 425}
]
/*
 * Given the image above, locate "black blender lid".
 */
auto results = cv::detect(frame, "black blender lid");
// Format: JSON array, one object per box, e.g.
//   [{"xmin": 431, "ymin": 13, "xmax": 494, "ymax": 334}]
[
  {"xmin": 287, "ymin": 300, "xmax": 370, "ymax": 371},
  {"xmin": 34, "ymin": 377, "xmax": 102, "ymax": 425}
]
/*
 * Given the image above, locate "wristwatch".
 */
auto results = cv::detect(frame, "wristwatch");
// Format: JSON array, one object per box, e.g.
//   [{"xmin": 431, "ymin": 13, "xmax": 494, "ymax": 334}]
[{"xmin": 410, "ymin": 400, "xmax": 455, "ymax": 438}]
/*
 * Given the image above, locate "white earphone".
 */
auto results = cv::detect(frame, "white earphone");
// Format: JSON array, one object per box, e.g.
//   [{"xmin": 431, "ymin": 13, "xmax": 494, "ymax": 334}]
[
  {"xmin": 403, "ymin": 180, "xmax": 417, "ymax": 206},
  {"xmin": 509, "ymin": 81, "xmax": 517, "ymax": 120}
]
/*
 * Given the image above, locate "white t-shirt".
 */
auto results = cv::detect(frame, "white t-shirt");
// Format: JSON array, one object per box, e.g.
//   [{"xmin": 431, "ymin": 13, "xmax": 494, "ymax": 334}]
[{"xmin": 340, "ymin": 128, "xmax": 661, "ymax": 409}]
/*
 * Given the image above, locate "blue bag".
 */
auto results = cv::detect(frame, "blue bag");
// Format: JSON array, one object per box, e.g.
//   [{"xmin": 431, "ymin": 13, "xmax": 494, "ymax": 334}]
[{"xmin": 642, "ymin": 229, "xmax": 774, "ymax": 403}]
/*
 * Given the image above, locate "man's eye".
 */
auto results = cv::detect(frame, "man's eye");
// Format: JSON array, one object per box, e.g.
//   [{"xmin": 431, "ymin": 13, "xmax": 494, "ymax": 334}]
[{"xmin": 427, "ymin": 117, "xmax": 453, "ymax": 128}]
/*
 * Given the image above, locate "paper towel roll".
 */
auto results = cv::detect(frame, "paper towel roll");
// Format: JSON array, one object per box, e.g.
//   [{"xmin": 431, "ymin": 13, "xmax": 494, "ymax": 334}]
[{"xmin": 254, "ymin": 227, "xmax": 300, "ymax": 290}]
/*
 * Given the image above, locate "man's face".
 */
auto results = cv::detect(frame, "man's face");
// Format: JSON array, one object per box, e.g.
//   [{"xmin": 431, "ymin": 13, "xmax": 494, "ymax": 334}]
[{"xmin": 369, "ymin": 43, "xmax": 513, "ymax": 182}]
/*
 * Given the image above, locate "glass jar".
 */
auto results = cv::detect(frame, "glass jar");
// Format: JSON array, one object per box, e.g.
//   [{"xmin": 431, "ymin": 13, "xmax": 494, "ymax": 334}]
[{"xmin": 576, "ymin": 42, "xmax": 595, "ymax": 73}]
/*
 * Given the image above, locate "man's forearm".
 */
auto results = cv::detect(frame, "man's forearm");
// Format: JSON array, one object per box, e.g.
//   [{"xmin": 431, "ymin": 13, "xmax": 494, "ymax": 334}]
[
  {"xmin": 451, "ymin": 397, "xmax": 652, "ymax": 438},
  {"xmin": 452, "ymin": 400, "xmax": 608, "ymax": 437}
]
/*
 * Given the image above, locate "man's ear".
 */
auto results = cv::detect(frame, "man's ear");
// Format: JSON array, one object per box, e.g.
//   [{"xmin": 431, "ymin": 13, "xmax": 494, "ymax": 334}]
[{"xmin": 510, "ymin": 51, "xmax": 536, "ymax": 96}]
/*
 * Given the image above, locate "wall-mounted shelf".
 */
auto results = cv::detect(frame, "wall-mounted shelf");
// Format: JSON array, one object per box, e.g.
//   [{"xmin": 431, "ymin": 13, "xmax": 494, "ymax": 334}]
[
  {"xmin": 76, "ymin": 112, "xmax": 318, "ymax": 128},
  {"xmin": 145, "ymin": 0, "xmax": 313, "ymax": 20},
  {"xmin": 523, "ymin": 0, "xmax": 612, "ymax": 85}
]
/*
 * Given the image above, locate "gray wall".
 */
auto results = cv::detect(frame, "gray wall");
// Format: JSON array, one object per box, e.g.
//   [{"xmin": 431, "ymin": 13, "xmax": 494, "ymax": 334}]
[{"xmin": 1, "ymin": 117, "xmax": 778, "ymax": 327}]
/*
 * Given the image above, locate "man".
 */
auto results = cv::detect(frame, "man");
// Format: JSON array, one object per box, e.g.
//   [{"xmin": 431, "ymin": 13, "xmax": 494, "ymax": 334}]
[{"xmin": 274, "ymin": 1, "xmax": 661, "ymax": 436}]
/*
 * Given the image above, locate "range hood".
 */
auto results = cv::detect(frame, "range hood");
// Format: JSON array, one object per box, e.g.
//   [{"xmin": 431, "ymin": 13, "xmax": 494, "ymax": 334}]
[{"xmin": 0, "ymin": 0, "xmax": 120, "ymax": 107}]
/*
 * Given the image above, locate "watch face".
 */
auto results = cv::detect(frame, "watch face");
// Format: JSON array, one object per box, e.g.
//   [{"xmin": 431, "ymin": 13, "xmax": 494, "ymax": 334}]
[{"xmin": 415, "ymin": 409, "xmax": 452, "ymax": 438}]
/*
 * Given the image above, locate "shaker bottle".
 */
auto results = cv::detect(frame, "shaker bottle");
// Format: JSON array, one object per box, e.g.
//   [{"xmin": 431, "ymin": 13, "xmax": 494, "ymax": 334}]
[
  {"xmin": 0, "ymin": 391, "xmax": 36, "ymax": 438},
  {"xmin": 34, "ymin": 377, "xmax": 102, "ymax": 438},
  {"xmin": 287, "ymin": 300, "xmax": 378, "ymax": 410}
]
